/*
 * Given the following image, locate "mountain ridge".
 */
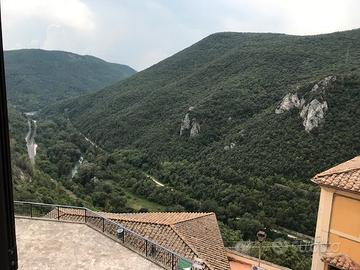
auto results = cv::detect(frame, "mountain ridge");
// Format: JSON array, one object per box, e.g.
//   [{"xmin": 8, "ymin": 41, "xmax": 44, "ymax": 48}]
[
  {"xmin": 49, "ymin": 29, "xmax": 360, "ymax": 237},
  {"xmin": 63, "ymin": 29, "xmax": 360, "ymax": 152},
  {"xmin": 11, "ymin": 29, "xmax": 360, "ymax": 270},
  {"xmin": 5, "ymin": 49, "xmax": 136, "ymax": 111}
]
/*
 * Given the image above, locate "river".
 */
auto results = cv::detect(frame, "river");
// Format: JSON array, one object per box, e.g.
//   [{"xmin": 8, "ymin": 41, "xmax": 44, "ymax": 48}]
[
  {"xmin": 24, "ymin": 112, "xmax": 38, "ymax": 165},
  {"xmin": 71, "ymin": 156, "xmax": 84, "ymax": 178}
]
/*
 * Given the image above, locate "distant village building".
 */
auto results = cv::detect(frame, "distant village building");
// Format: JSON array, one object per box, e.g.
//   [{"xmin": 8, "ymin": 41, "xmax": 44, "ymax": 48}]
[
  {"xmin": 311, "ymin": 156, "xmax": 360, "ymax": 270},
  {"xmin": 226, "ymin": 249, "xmax": 291, "ymax": 270}
]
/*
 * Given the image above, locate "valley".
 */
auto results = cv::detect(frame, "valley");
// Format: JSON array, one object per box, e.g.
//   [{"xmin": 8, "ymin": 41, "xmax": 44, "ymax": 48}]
[{"xmin": 6, "ymin": 29, "xmax": 360, "ymax": 270}]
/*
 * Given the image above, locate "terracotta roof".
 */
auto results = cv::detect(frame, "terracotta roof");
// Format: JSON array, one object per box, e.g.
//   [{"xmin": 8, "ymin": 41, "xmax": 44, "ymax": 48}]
[
  {"xmin": 173, "ymin": 214, "xmax": 230, "ymax": 270},
  {"xmin": 226, "ymin": 249, "xmax": 292, "ymax": 270},
  {"xmin": 322, "ymin": 254, "xmax": 360, "ymax": 270},
  {"xmin": 316, "ymin": 156, "xmax": 360, "ymax": 176},
  {"xmin": 99, "ymin": 211, "xmax": 212, "ymax": 225},
  {"xmin": 52, "ymin": 209, "xmax": 230, "ymax": 270},
  {"xmin": 103, "ymin": 212, "xmax": 230, "ymax": 270},
  {"xmin": 312, "ymin": 156, "xmax": 360, "ymax": 194}
]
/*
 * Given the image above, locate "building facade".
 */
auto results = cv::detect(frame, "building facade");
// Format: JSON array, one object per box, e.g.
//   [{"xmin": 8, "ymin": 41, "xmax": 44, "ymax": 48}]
[
  {"xmin": 226, "ymin": 249, "xmax": 291, "ymax": 270},
  {"xmin": 311, "ymin": 156, "xmax": 360, "ymax": 270}
]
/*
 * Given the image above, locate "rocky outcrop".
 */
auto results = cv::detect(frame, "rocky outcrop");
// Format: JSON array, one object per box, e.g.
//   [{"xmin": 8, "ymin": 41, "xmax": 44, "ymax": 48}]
[
  {"xmin": 190, "ymin": 119, "xmax": 201, "ymax": 137},
  {"xmin": 180, "ymin": 113, "xmax": 191, "ymax": 136},
  {"xmin": 275, "ymin": 93, "xmax": 305, "ymax": 114},
  {"xmin": 310, "ymin": 75, "xmax": 336, "ymax": 93},
  {"xmin": 180, "ymin": 107, "xmax": 201, "ymax": 137},
  {"xmin": 275, "ymin": 76, "xmax": 336, "ymax": 132},
  {"xmin": 300, "ymin": 99, "xmax": 328, "ymax": 132},
  {"xmin": 224, "ymin": 142, "xmax": 236, "ymax": 151}
]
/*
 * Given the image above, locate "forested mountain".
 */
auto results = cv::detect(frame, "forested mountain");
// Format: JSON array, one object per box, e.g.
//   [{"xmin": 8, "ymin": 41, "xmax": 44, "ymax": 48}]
[
  {"xmin": 53, "ymin": 29, "xmax": 360, "ymax": 237},
  {"xmin": 8, "ymin": 105, "xmax": 82, "ymax": 205},
  {"xmin": 10, "ymin": 29, "xmax": 360, "ymax": 269},
  {"xmin": 4, "ymin": 49, "xmax": 136, "ymax": 110},
  {"xmin": 6, "ymin": 50, "xmax": 136, "ymax": 205},
  {"xmin": 64, "ymin": 30, "xmax": 359, "ymax": 166}
]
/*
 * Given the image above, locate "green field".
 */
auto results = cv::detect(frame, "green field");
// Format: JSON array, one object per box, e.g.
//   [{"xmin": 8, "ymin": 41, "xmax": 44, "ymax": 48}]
[{"xmin": 124, "ymin": 190, "xmax": 165, "ymax": 212}]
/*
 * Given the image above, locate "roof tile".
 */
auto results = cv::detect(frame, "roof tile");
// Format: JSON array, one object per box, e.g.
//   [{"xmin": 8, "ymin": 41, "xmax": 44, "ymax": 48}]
[
  {"xmin": 312, "ymin": 156, "xmax": 360, "ymax": 194},
  {"xmin": 104, "ymin": 212, "xmax": 230, "ymax": 270},
  {"xmin": 322, "ymin": 254, "xmax": 360, "ymax": 270},
  {"xmin": 53, "ymin": 209, "xmax": 230, "ymax": 270}
]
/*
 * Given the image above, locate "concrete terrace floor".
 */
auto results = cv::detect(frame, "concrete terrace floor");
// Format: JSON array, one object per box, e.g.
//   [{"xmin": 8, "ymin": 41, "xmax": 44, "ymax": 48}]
[{"xmin": 15, "ymin": 218, "xmax": 162, "ymax": 270}]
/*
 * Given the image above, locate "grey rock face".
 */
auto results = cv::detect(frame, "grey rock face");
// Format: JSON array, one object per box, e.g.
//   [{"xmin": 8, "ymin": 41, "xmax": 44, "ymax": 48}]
[
  {"xmin": 180, "ymin": 107, "xmax": 201, "ymax": 137},
  {"xmin": 180, "ymin": 113, "xmax": 191, "ymax": 135},
  {"xmin": 275, "ymin": 76, "xmax": 336, "ymax": 132},
  {"xmin": 190, "ymin": 119, "xmax": 201, "ymax": 137},
  {"xmin": 224, "ymin": 142, "xmax": 236, "ymax": 151},
  {"xmin": 275, "ymin": 93, "xmax": 305, "ymax": 114},
  {"xmin": 300, "ymin": 99, "xmax": 328, "ymax": 132},
  {"xmin": 311, "ymin": 75, "xmax": 336, "ymax": 93}
]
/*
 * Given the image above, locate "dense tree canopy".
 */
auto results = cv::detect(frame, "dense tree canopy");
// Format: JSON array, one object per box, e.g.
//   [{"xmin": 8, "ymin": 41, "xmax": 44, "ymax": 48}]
[{"xmin": 8, "ymin": 29, "xmax": 360, "ymax": 270}]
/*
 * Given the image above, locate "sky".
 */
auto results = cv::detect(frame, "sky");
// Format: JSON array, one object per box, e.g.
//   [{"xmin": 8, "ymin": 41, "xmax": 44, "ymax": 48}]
[{"xmin": 1, "ymin": 0, "xmax": 360, "ymax": 71}]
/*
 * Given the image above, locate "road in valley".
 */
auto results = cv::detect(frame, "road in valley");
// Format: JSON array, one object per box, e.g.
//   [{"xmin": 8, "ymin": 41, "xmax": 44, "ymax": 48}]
[{"xmin": 24, "ymin": 112, "xmax": 38, "ymax": 165}]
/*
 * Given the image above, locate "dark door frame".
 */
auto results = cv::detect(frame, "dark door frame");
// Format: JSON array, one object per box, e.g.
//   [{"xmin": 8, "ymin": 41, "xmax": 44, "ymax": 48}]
[{"xmin": 0, "ymin": 7, "xmax": 18, "ymax": 270}]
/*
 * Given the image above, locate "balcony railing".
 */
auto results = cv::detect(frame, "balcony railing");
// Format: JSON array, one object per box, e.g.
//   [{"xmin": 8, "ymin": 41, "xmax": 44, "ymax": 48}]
[{"xmin": 14, "ymin": 201, "xmax": 193, "ymax": 270}]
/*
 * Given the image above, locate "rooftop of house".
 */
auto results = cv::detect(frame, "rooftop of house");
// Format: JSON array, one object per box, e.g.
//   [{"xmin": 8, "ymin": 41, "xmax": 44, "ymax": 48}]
[
  {"xmin": 56, "ymin": 209, "xmax": 230, "ymax": 270},
  {"xmin": 226, "ymin": 249, "xmax": 291, "ymax": 270},
  {"xmin": 312, "ymin": 156, "xmax": 360, "ymax": 194},
  {"xmin": 322, "ymin": 253, "xmax": 360, "ymax": 270},
  {"xmin": 15, "ymin": 218, "xmax": 162, "ymax": 270}
]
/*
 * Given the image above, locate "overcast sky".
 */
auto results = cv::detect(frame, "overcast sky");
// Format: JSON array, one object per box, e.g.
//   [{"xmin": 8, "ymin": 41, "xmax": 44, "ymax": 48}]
[{"xmin": 2, "ymin": 0, "xmax": 360, "ymax": 70}]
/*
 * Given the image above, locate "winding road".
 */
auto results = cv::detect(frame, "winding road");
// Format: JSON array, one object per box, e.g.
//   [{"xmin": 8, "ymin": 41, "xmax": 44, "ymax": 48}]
[{"xmin": 25, "ymin": 114, "xmax": 38, "ymax": 165}]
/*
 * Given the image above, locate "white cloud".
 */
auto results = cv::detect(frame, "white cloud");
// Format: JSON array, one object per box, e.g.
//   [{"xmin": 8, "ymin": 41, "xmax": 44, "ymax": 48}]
[
  {"xmin": 1, "ymin": 0, "xmax": 359, "ymax": 70},
  {"xmin": 1, "ymin": 0, "xmax": 97, "ymax": 61},
  {"xmin": 137, "ymin": 49, "xmax": 170, "ymax": 69},
  {"xmin": 221, "ymin": 0, "xmax": 360, "ymax": 35},
  {"xmin": 2, "ymin": 0, "xmax": 95, "ymax": 31},
  {"xmin": 275, "ymin": 0, "xmax": 357, "ymax": 35},
  {"xmin": 29, "ymin": 39, "xmax": 40, "ymax": 48}
]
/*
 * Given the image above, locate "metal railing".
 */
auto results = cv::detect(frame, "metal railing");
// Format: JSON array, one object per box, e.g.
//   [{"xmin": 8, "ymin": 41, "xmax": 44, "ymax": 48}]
[{"xmin": 14, "ymin": 201, "xmax": 193, "ymax": 270}]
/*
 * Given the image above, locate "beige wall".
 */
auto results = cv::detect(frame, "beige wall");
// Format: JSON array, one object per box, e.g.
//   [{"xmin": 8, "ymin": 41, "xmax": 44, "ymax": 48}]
[
  {"xmin": 328, "ymin": 194, "xmax": 360, "ymax": 263},
  {"xmin": 312, "ymin": 189, "xmax": 360, "ymax": 270},
  {"xmin": 311, "ymin": 188, "xmax": 334, "ymax": 270},
  {"xmin": 226, "ymin": 249, "xmax": 291, "ymax": 270},
  {"xmin": 328, "ymin": 233, "xmax": 360, "ymax": 263},
  {"xmin": 330, "ymin": 194, "xmax": 360, "ymax": 238}
]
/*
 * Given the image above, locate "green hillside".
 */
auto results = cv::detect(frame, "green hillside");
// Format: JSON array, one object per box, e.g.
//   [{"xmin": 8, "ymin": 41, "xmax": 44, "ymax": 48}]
[
  {"xmin": 5, "ymin": 49, "xmax": 136, "ymax": 207},
  {"xmin": 55, "ymin": 28, "xmax": 360, "ymax": 237},
  {"xmin": 65, "ymin": 29, "xmax": 359, "ymax": 155},
  {"xmin": 7, "ymin": 105, "xmax": 82, "ymax": 205},
  {"xmin": 7, "ymin": 29, "xmax": 356, "ymax": 269},
  {"xmin": 5, "ymin": 49, "xmax": 136, "ymax": 111}
]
